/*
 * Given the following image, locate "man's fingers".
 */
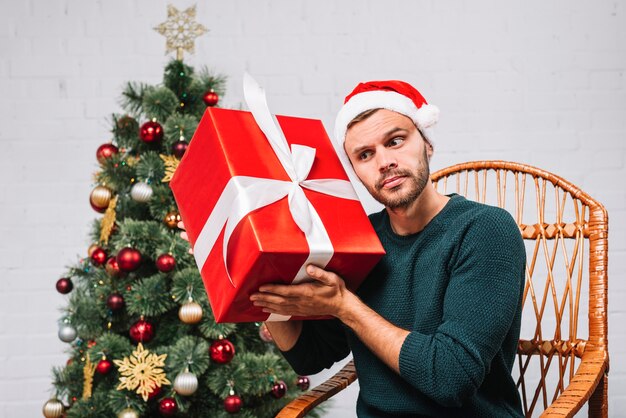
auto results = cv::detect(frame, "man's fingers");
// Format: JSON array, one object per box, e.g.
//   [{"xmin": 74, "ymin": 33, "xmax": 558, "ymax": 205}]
[
  {"xmin": 306, "ymin": 264, "xmax": 335, "ymax": 285},
  {"xmin": 180, "ymin": 231, "xmax": 189, "ymax": 241},
  {"xmin": 177, "ymin": 220, "xmax": 185, "ymax": 230},
  {"xmin": 257, "ymin": 284, "xmax": 302, "ymax": 298}
]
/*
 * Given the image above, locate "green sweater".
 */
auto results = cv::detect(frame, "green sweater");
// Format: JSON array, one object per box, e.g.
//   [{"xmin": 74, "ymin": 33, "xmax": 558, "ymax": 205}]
[{"xmin": 282, "ymin": 195, "xmax": 526, "ymax": 417}]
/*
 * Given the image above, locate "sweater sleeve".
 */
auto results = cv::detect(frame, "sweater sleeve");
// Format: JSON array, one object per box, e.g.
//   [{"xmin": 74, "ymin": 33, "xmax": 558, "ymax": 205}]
[
  {"xmin": 280, "ymin": 319, "xmax": 351, "ymax": 376},
  {"xmin": 398, "ymin": 208, "xmax": 525, "ymax": 407}
]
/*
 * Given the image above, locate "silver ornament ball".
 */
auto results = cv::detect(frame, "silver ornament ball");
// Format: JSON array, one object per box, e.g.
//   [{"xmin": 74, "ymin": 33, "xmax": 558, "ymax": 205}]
[
  {"xmin": 174, "ymin": 370, "xmax": 199, "ymax": 396},
  {"xmin": 117, "ymin": 408, "xmax": 140, "ymax": 418},
  {"xmin": 42, "ymin": 398, "xmax": 65, "ymax": 418},
  {"xmin": 130, "ymin": 181, "xmax": 153, "ymax": 202},
  {"xmin": 58, "ymin": 323, "xmax": 77, "ymax": 343}
]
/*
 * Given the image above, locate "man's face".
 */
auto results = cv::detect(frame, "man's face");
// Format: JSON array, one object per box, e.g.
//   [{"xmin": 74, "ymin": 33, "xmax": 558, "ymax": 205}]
[{"xmin": 344, "ymin": 109, "xmax": 432, "ymax": 210}]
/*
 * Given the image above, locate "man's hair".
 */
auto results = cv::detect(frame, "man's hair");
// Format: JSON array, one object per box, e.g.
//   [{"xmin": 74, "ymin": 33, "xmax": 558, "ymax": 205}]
[{"xmin": 346, "ymin": 108, "xmax": 381, "ymax": 131}]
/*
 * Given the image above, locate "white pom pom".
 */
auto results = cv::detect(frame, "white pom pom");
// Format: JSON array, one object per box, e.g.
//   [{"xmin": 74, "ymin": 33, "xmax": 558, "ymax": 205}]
[{"xmin": 415, "ymin": 104, "xmax": 440, "ymax": 129}]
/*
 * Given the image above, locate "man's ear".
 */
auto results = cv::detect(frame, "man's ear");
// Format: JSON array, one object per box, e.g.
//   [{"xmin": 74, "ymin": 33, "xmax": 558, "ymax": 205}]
[{"xmin": 426, "ymin": 142, "xmax": 434, "ymax": 160}]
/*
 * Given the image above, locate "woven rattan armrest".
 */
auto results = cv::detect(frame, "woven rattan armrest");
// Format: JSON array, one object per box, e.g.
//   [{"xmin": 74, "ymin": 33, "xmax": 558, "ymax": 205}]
[
  {"xmin": 275, "ymin": 360, "xmax": 357, "ymax": 418},
  {"xmin": 541, "ymin": 349, "xmax": 609, "ymax": 417}
]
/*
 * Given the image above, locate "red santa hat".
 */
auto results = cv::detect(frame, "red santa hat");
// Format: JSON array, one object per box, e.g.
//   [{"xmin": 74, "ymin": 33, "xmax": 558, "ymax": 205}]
[{"xmin": 334, "ymin": 80, "xmax": 439, "ymax": 147}]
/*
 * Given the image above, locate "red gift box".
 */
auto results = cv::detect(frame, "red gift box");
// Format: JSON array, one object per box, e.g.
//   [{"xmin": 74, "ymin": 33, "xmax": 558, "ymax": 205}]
[{"xmin": 170, "ymin": 82, "xmax": 384, "ymax": 323}]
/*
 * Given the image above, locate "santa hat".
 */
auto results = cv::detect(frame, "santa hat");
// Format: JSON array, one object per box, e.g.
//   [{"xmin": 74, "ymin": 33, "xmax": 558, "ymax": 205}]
[{"xmin": 334, "ymin": 80, "xmax": 439, "ymax": 147}]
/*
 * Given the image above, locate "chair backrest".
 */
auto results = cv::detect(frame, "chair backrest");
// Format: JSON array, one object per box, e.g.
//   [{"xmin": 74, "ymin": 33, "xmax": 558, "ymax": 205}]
[{"xmin": 431, "ymin": 161, "xmax": 608, "ymax": 417}]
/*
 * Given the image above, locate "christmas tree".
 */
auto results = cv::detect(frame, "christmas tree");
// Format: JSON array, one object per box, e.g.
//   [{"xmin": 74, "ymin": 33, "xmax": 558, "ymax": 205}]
[{"xmin": 43, "ymin": 7, "xmax": 312, "ymax": 418}]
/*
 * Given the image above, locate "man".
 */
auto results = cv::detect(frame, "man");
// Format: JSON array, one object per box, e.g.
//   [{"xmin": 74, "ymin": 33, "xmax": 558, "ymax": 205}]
[{"xmin": 249, "ymin": 80, "xmax": 526, "ymax": 417}]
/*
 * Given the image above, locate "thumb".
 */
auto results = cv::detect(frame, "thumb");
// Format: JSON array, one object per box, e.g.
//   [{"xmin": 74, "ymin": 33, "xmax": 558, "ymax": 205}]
[{"xmin": 306, "ymin": 265, "xmax": 335, "ymax": 285}]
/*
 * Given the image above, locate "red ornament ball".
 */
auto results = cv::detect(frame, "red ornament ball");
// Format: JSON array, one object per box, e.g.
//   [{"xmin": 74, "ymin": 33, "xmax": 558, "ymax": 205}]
[
  {"xmin": 202, "ymin": 90, "xmax": 219, "ymax": 106},
  {"xmin": 116, "ymin": 247, "xmax": 142, "ymax": 272},
  {"xmin": 147, "ymin": 383, "xmax": 162, "ymax": 400},
  {"xmin": 139, "ymin": 120, "xmax": 163, "ymax": 143},
  {"xmin": 96, "ymin": 143, "xmax": 118, "ymax": 162},
  {"xmin": 209, "ymin": 339, "xmax": 235, "ymax": 364},
  {"xmin": 223, "ymin": 394, "xmax": 242, "ymax": 414},
  {"xmin": 129, "ymin": 318, "xmax": 154, "ymax": 343},
  {"xmin": 107, "ymin": 293, "xmax": 125, "ymax": 311},
  {"xmin": 96, "ymin": 358, "xmax": 113, "ymax": 375},
  {"xmin": 105, "ymin": 256, "xmax": 121, "ymax": 277},
  {"xmin": 171, "ymin": 140, "xmax": 188, "ymax": 159},
  {"xmin": 56, "ymin": 278, "xmax": 73, "ymax": 294},
  {"xmin": 271, "ymin": 380, "xmax": 287, "ymax": 399},
  {"xmin": 296, "ymin": 376, "xmax": 310, "ymax": 391},
  {"xmin": 90, "ymin": 247, "xmax": 107, "ymax": 266},
  {"xmin": 158, "ymin": 397, "xmax": 178, "ymax": 416},
  {"xmin": 90, "ymin": 197, "xmax": 109, "ymax": 213},
  {"xmin": 156, "ymin": 254, "xmax": 176, "ymax": 273}
]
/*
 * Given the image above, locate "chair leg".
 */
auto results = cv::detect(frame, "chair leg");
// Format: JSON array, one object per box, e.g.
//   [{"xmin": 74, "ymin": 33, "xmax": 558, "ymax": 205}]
[{"xmin": 588, "ymin": 373, "xmax": 608, "ymax": 418}]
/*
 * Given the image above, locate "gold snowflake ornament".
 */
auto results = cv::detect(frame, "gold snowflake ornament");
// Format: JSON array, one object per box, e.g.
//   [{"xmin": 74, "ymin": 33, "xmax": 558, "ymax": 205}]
[
  {"xmin": 154, "ymin": 4, "xmax": 208, "ymax": 60},
  {"xmin": 160, "ymin": 154, "xmax": 180, "ymax": 183},
  {"xmin": 114, "ymin": 343, "xmax": 171, "ymax": 401}
]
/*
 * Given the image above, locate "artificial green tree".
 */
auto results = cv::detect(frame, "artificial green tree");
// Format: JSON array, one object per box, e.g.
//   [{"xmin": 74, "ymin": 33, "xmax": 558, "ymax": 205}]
[{"xmin": 44, "ymin": 59, "xmax": 312, "ymax": 418}]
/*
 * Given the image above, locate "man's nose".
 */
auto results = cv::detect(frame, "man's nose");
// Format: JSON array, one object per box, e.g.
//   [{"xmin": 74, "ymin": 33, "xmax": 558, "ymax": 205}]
[{"xmin": 377, "ymin": 149, "xmax": 397, "ymax": 172}]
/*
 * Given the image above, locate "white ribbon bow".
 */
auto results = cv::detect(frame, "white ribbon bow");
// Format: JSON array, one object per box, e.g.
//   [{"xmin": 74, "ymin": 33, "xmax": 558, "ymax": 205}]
[{"xmin": 192, "ymin": 74, "xmax": 358, "ymax": 320}]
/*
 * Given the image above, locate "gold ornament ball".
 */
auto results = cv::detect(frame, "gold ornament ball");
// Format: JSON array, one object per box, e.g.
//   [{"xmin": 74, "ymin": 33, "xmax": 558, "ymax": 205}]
[
  {"xmin": 178, "ymin": 301, "xmax": 203, "ymax": 324},
  {"xmin": 90, "ymin": 185, "xmax": 112, "ymax": 208},
  {"xmin": 88, "ymin": 243, "xmax": 100, "ymax": 257},
  {"xmin": 118, "ymin": 408, "xmax": 140, "ymax": 418},
  {"xmin": 43, "ymin": 398, "xmax": 65, "ymax": 418},
  {"xmin": 164, "ymin": 211, "xmax": 181, "ymax": 229}
]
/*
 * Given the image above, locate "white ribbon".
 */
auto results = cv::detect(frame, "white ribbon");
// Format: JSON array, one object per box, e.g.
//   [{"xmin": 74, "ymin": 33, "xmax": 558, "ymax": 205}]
[{"xmin": 192, "ymin": 73, "xmax": 359, "ymax": 321}]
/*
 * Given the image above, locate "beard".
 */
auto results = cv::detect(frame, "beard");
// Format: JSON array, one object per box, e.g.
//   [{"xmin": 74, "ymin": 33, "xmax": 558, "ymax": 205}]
[{"xmin": 366, "ymin": 147, "xmax": 430, "ymax": 210}]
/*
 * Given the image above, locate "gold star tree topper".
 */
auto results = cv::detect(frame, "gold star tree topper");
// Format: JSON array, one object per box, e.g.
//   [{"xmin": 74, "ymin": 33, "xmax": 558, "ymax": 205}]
[
  {"xmin": 114, "ymin": 343, "xmax": 171, "ymax": 401},
  {"xmin": 154, "ymin": 4, "xmax": 208, "ymax": 60}
]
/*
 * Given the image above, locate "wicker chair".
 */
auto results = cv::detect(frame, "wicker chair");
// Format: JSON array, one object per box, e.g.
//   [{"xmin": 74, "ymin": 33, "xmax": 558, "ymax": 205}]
[{"xmin": 276, "ymin": 161, "xmax": 609, "ymax": 418}]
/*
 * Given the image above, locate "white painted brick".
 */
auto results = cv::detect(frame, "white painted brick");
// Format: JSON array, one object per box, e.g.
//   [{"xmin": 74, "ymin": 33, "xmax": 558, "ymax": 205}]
[
  {"xmin": 574, "ymin": 52, "xmax": 626, "ymax": 71},
  {"xmin": 591, "ymin": 110, "xmax": 626, "ymax": 130},
  {"xmin": 63, "ymin": 0, "xmax": 99, "ymax": 17},
  {"xmin": 557, "ymin": 111, "xmax": 592, "ymax": 131},
  {"xmin": 577, "ymin": 91, "xmax": 626, "ymax": 110},
  {"xmin": 62, "ymin": 77, "xmax": 100, "ymax": 99},
  {"xmin": 31, "ymin": 1, "xmax": 66, "ymax": 18},
  {"xmin": 0, "ymin": 59, "xmax": 9, "ymax": 78},
  {"xmin": 84, "ymin": 97, "xmax": 120, "ymax": 119},
  {"xmin": 0, "ymin": 1, "xmax": 32, "ymax": 18},
  {"xmin": 16, "ymin": 17, "xmax": 85, "ymax": 38},
  {"xmin": 590, "ymin": 71, "xmax": 624, "ymax": 90},
  {"xmin": 9, "ymin": 56, "xmax": 82, "ymax": 78},
  {"xmin": 0, "ymin": 37, "xmax": 31, "ymax": 57},
  {"xmin": 0, "ymin": 378, "xmax": 66, "ymax": 404},
  {"xmin": 65, "ymin": 37, "xmax": 101, "ymax": 56},
  {"xmin": 556, "ymin": 70, "xmax": 590, "ymax": 91},
  {"xmin": 1, "ymin": 353, "xmax": 68, "ymax": 379},
  {"xmin": 593, "ymin": 149, "xmax": 625, "ymax": 170},
  {"xmin": 13, "ymin": 98, "xmax": 84, "ymax": 119},
  {"xmin": 263, "ymin": 74, "xmax": 300, "ymax": 95}
]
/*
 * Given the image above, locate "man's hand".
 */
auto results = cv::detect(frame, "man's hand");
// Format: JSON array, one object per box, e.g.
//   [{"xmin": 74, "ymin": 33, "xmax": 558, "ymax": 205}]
[
  {"xmin": 177, "ymin": 221, "xmax": 193, "ymax": 254},
  {"xmin": 250, "ymin": 265, "xmax": 351, "ymax": 318},
  {"xmin": 254, "ymin": 264, "xmax": 410, "ymax": 373}
]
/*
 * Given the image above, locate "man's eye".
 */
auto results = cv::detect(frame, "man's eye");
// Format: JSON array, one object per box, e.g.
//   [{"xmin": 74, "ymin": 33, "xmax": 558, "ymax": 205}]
[
  {"xmin": 388, "ymin": 137, "xmax": 404, "ymax": 147},
  {"xmin": 359, "ymin": 151, "xmax": 373, "ymax": 160}
]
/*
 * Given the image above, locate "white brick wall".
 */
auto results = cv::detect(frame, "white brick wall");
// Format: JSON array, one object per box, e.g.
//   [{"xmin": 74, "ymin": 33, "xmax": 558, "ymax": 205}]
[{"xmin": 1, "ymin": 0, "xmax": 624, "ymax": 416}]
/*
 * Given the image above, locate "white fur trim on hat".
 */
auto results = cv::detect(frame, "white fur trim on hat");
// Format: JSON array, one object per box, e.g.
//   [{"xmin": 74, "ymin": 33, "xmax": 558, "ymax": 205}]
[{"xmin": 334, "ymin": 90, "xmax": 439, "ymax": 146}]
